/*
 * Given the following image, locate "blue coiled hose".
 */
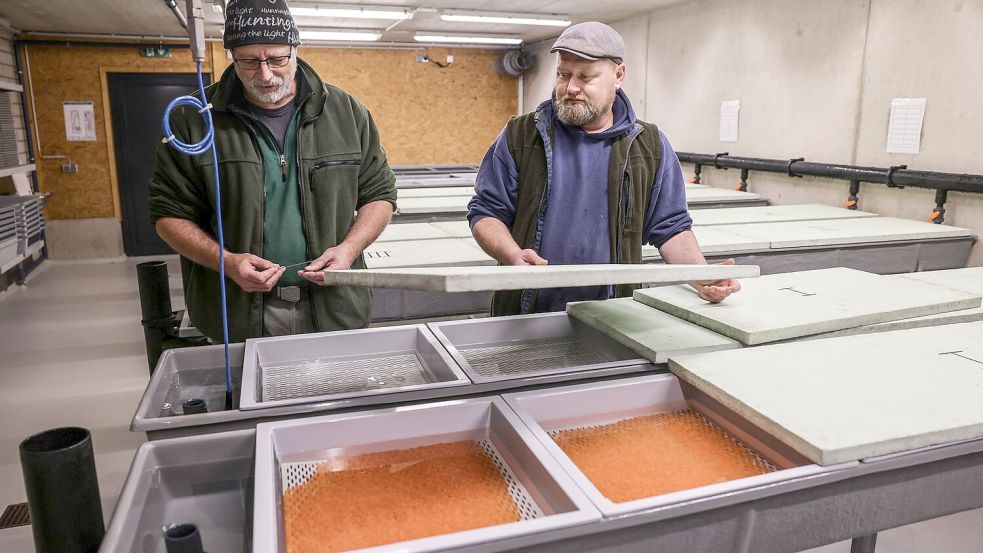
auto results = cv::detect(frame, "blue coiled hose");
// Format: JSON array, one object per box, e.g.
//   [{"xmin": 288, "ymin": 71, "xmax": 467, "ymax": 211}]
[{"xmin": 161, "ymin": 62, "xmax": 233, "ymax": 404}]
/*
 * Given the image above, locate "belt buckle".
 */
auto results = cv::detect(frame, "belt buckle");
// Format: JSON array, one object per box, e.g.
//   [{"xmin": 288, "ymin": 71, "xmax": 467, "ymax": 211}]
[{"xmin": 279, "ymin": 286, "xmax": 302, "ymax": 303}]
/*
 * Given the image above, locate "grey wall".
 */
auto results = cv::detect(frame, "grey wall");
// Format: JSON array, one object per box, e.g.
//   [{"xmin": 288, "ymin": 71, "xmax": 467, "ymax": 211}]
[{"xmin": 522, "ymin": 0, "xmax": 983, "ymax": 266}]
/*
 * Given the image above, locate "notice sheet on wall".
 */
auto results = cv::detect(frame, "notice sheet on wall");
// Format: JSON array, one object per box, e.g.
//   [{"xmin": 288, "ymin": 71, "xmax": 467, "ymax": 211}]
[
  {"xmin": 886, "ymin": 97, "xmax": 926, "ymax": 154},
  {"xmin": 719, "ymin": 100, "xmax": 740, "ymax": 142},
  {"xmin": 63, "ymin": 101, "xmax": 96, "ymax": 141}
]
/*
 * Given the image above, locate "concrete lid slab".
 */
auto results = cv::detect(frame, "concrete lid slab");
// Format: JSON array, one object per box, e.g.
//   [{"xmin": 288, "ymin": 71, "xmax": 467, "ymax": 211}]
[
  {"xmin": 690, "ymin": 204, "xmax": 878, "ymax": 227},
  {"xmin": 376, "ymin": 222, "xmax": 455, "ymax": 242},
  {"xmin": 566, "ymin": 297, "xmax": 740, "ymax": 363},
  {"xmin": 322, "ymin": 263, "xmax": 760, "ymax": 292},
  {"xmin": 430, "ymin": 220, "xmax": 473, "ymax": 238},
  {"xmin": 633, "ymin": 267, "xmax": 981, "ymax": 345},
  {"xmin": 642, "ymin": 226, "xmax": 772, "ymax": 259},
  {"xmin": 803, "ymin": 268, "xmax": 983, "ymax": 338},
  {"xmin": 685, "ymin": 187, "xmax": 762, "ymax": 203},
  {"xmin": 362, "ymin": 238, "xmax": 494, "ymax": 269},
  {"xmin": 800, "ymin": 305, "xmax": 983, "ymax": 340},
  {"xmin": 896, "ymin": 267, "xmax": 983, "ymax": 294},
  {"xmin": 396, "ymin": 196, "xmax": 470, "ymax": 214},
  {"xmin": 394, "ymin": 176, "xmax": 475, "ymax": 188},
  {"xmin": 397, "ymin": 187, "xmax": 476, "ymax": 198},
  {"xmin": 715, "ymin": 217, "xmax": 974, "ymax": 249},
  {"xmin": 668, "ymin": 321, "xmax": 983, "ymax": 465}
]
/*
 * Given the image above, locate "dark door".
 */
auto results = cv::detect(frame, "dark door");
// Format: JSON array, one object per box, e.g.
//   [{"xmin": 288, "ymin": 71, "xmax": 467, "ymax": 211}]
[{"xmin": 108, "ymin": 72, "xmax": 211, "ymax": 256}]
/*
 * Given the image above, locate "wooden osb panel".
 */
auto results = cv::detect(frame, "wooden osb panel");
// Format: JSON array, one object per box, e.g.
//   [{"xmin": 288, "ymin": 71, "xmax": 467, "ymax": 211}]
[
  {"xmin": 26, "ymin": 42, "xmax": 516, "ymax": 220},
  {"xmin": 299, "ymin": 47, "xmax": 517, "ymax": 165},
  {"xmin": 21, "ymin": 42, "xmax": 210, "ymax": 220},
  {"xmin": 210, "ymin": 43, "xmax": 232, "ymax": 82}
]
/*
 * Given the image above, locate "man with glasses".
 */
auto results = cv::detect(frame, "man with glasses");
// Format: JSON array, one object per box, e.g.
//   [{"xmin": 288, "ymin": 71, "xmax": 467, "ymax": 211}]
[{"xmin": 149, "ymin": 0, "xmax": 397, "ymax": 342}]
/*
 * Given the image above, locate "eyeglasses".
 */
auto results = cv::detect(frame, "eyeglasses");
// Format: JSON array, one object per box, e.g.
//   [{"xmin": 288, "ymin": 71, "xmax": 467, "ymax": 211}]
[{"xmin": 232, "ymin": 52, "xmax": 293, "ymax": 70}]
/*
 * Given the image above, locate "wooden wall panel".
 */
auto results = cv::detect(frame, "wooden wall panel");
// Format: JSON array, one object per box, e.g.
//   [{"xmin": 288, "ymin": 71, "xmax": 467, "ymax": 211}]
[
  {"xmin": 21, "ymin": 41, "xmax": 207, "ymax": 220},
  {"xmin": 24, "ymin": 41, "xmax": 517, "ymax": 220},
  {"xmin": 300, "ymin": 47, "xmax": 516, "ymax": 165}
]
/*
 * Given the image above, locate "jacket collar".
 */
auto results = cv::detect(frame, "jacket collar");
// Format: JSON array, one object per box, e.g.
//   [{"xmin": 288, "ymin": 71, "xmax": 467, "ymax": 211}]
[{"xmin": 533, "ymin": 89, "xmax": 642, "ymax": 139}]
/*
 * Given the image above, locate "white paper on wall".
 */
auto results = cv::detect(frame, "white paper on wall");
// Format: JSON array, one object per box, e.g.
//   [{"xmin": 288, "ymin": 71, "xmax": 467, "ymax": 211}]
[
  {"xmin": 63, "ymin": 101, "xmax": 96, "ymax": 141},
  {"xmin": 886, "ymin": 97, "xmax": 926, "ymax": 154},
  {"xmin": 719, "ymin": 100, "xmax": 740, "ymax": 142}
]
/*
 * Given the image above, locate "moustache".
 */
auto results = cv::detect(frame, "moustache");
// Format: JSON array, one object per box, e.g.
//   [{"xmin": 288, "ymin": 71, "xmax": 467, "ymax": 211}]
[{"xmin": 253, "ymin": 77, "xmax": 283, "ymax": 87}]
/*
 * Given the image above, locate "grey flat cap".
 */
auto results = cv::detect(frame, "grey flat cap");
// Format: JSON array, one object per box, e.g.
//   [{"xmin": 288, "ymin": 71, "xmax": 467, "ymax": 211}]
[{"xmin": 550, "ymin": 21, "xmax": 625, "ymax": 62}]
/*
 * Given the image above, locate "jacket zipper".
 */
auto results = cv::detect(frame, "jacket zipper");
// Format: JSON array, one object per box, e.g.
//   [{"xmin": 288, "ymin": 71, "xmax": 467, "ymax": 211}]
[
  {"xmin": 308, "ymin": 158, "xmax": 360, "ymax": 179},
  {"xmin": 294, "ymin": 90, "xmax": 322, "ymax": 329}
]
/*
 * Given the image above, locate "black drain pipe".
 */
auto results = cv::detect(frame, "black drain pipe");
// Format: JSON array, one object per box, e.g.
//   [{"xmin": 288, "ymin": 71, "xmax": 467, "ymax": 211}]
[
  {"xmin": 677, "ymin": 152, "xmax": 983, "ymax": 219},
  {"xmin": 137, "ymin": 260, "xmax": 208, "ymax": 374},
  {"xmin": 19, "ymin": 427, "xmax": 104, "ymax": 552},
  {"xmin": 677, "ymin": 153, "xmax": 983, "ymax": 193},
  {"xmin": 138, "ymin": 261, "xmax": 177, "ymax": 373},
  {"xmin": 845, "ymin": 180, "xmax": 861, "ymax": 210}
]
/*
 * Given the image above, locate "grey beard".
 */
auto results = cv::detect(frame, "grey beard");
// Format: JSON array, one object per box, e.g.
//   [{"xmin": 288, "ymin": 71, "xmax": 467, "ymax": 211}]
[{"xmin": 244, "ymin": 66, "xmax": 296, "ymax": 104}]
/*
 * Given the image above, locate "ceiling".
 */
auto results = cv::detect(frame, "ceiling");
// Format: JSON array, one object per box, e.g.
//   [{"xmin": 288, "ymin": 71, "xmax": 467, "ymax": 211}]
[{"xmin": 0, "ymin": 0, "xmax": 689, "ymax": 45}]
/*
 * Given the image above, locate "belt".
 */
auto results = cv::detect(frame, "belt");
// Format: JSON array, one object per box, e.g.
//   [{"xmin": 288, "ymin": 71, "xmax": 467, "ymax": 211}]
[{"xmin": 267, "ymin": 285, "xmax": 310, "ymax": 303}]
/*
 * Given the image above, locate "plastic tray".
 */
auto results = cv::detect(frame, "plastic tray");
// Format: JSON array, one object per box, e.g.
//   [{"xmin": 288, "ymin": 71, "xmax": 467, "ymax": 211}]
[
  {"xmin": 429, "ymin": 312, "xmax": 649, "ymax": 383},
  {"xmin": 239, "ymin": 324, "xmax": 469, "ymax": 411},
  {"xmin": 99, "ymin": 429, "xmax": 254, "ymax": 552},
  {"xmin": 503, "ymin": 374, "xmax": 856, "ymax": 517},
  {"xmin": 254, "ymin": 397, "xmax": 600, "ymax": 553}
]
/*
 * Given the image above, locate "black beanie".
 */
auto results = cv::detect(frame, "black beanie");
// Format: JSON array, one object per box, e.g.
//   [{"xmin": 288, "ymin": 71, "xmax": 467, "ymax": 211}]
[{"xmin": 223, "ymin": 0, "xmax": 301, "ymax": 50}]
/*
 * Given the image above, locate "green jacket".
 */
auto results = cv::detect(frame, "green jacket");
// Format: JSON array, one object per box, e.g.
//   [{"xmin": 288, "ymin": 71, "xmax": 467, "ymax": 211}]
[{"xmin": 149, "ymin": 59, "xmax": 397, "ymax": 342}]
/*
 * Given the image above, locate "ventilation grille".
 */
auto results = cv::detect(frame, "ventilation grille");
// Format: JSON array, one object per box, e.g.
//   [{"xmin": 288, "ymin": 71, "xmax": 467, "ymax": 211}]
[
  {"xmin": 0, "ymin": 92, "xmax": 18, "ymax": 169},
  {"xmin": 0, "ymin": 503, "xmax": 30, "ymax": 530}
]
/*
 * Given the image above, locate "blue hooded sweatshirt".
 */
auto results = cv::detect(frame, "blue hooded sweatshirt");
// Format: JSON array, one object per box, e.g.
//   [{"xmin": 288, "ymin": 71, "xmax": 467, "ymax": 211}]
[{"xmin": 468, "ymin": 89, "xmax": 692, "ymax": 313}]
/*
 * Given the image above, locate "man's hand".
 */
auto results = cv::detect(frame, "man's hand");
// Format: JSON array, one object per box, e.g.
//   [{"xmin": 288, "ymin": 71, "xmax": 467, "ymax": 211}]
[
  {"xmin": 690, "ymin": 258, "xmax": 742, "ymax": 303},
  {"xmin": 224, "ymin": 252, "xmax": 284, "ymax": 293},
  {"xmin": 299, "ymin": 244, "xmax": 357, "ymax": 285},
  {"xmin": 508, "ymin": 249, "xmax": 549, "ymax": 266}
]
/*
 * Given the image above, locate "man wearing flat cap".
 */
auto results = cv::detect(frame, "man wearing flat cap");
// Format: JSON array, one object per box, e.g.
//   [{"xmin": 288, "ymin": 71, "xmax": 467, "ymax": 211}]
[
  {"xmin": 469, "ymin": 22, "xmax": 741, "ymax": 316},
  {"xmin": 149, "ymin": 0, "xmax": 397, "ymax": 342}
]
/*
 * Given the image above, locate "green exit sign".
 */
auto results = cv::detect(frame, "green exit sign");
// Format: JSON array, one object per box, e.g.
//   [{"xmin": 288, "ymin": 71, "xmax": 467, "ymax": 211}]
[{"xmin": 141, "ymin": 46, "xmax": 172, "ymax": 58}]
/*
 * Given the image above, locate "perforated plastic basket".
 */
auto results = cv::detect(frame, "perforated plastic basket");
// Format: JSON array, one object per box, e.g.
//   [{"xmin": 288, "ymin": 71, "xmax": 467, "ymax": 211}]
[
  {"xmin": 429, "ymin": 312, "xmax": 649, "ymax": 383},
  {"xmin": 503, "ymin": 374, "xmax": 856, "ymax": 516},
  {"xmin": 254, "ymin": 397, "xmax": 600, "ymax": 552},
  {"xmin": 239, "ymin": 324, "xmax": 469, "ymax": 411}
]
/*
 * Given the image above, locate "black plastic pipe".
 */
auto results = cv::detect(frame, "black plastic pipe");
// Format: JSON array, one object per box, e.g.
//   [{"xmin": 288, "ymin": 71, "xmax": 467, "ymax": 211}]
[
  {"xmin": 15, "ymin": 38, "xmax": 191, "ymax": 50},
  {"xmin": 677, "ymin": 153, "xmax": 983, "ymax": 194},
  {"xmin": 181, "ymin": 398, "xmax": 208, "ymax": 415},
  {"xmin": 164, "ymin": 523, "xmax": 205, "ymax": 553},
  {"xmin": 19, "ymin": 427, "xmax": 104, "ymax": 553},
  {"xmin": 846, "ymin": 180, "xmax": 861, "ymax": 210},
  {"xmin": 138, "ymin": 260, "xmax": 176, "ymax": 373}
]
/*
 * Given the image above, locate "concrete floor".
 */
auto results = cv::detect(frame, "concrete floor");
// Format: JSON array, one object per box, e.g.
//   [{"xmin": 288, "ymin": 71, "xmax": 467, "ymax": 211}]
[{"xmin": 0, "ymin": 256, "xmax": 981, "ymax": 552}]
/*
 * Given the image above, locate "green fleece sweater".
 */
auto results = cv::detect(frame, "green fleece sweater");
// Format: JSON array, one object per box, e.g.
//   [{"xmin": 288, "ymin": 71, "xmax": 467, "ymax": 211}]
[{"xmin": 148, "ymin": 59, "xmax": 397, "ymax": 342}]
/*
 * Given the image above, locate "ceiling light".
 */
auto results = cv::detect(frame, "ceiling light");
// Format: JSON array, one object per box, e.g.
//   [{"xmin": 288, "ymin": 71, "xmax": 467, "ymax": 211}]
[
  {"xmin": 440, "ymin": 10, "xmax": 570, "ymax": 27},
  {"xmin": 299, "ymin": 29, "xmax": 382, "ymax": 41},
  {"xmin": 414, "ymin": 33, "xmax": 522, "ymax": 45},
  {"xmin": 290, "ymin": 5, "xmax": 413, "ymax": 20}
]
